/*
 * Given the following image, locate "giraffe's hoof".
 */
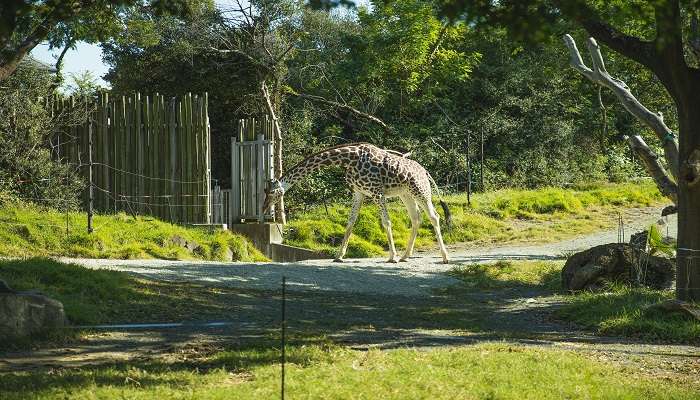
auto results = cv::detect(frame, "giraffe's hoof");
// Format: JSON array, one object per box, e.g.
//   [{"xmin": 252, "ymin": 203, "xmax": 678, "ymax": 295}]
[
  {"xmin": 387, "ymin": 259, "xmax": 398, "ymax": 264},
  {"xmin": 442, "ymin": 259, "xmax": 450, "ymax": 264},
  {"xmin": 333, "ymin": 258, "xmax": 344, "ymax": 263}
]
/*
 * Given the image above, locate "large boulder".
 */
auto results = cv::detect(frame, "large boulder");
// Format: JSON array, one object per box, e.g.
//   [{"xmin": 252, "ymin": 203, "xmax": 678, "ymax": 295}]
[
  {"xmin": 0, "ymin": 281, "xmax": 67, "ymax": 340},
  {"xmin": 561, "ymin": 243, "xmax": 675, "ymax": 291}
]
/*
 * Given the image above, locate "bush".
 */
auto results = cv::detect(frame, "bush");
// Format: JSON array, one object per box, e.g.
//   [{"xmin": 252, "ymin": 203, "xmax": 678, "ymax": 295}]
[{"xmin": 0, "ymin": 63, "xmax": 84, "ymax": 208}]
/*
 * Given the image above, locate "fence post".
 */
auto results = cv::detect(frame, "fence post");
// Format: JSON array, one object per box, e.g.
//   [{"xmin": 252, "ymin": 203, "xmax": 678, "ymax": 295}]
[
  {"xmin": 231, "ymin": 136, "xmax": 240, "ymax": 225},
  {"xmin": 257, "ymin": 133, "xmax": 265, "ymax": 223},
  {"xmin": 88, "ymin": 117, "xmax": 94, "ymax": 234},
  {"xmin": 466, "ymin": 130, "xmax": 471, "ymax": 206}
]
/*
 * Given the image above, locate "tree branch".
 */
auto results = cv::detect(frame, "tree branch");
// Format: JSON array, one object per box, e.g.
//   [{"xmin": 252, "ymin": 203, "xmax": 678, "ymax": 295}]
[
  {"xmin": 208, "ymin": 47, "xmax": 272, "ymax": 74},
  {"xmin": 576, "ymin": 17, "xmax": 658, "ymax": 71},
  {"xmin": 55, "ymin": 37, "xmax": 76, "ymax": 78},
  {"xmin": 563, "ymin": 34, "xmax": 679, "ymax": 203},
  {"xmin": 292, "ymin": 92, "xmax": 391, "ymax": 133},
  {"xmin": 626, "ymin": 134, "xmax": 678, "ymax": 204},
  {"xmin": 565, "ymin": 34, "xmax": 679, "ymax": 179}
]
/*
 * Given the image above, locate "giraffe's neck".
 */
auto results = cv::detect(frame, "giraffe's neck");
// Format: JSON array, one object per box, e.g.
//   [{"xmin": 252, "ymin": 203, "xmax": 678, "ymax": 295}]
[{"xmin": 280, "ymin": 145, "xmax": 360, "ymax": 190}]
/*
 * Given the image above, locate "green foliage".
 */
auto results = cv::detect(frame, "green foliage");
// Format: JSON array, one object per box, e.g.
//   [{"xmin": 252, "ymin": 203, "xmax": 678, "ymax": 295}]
[
  {"xmin": 0, "ymin": 201, "xmax": 265, "ymax": 261},
  {"xmin": 285, "ymin": 182, "xmax": 665, "ymax": 257},
  {"xmin": 2, "ymin": 342, "xmax": 698, "ymax": 399},
  {"xmin": 0, "ymin": 64, "xmax": 84, "ymax": 207},
  {"xmin": 648, "ymin": 223, "xmax": 677, "ymax": 257},
  {"xmin": 557, "ymin": 285, "xmax": 700, "ymax": 343}
]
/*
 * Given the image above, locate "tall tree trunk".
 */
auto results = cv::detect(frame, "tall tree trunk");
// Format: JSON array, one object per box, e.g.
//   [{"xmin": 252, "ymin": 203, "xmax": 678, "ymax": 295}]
[{"xmin": 676, "ymin": 95, "xmax": 700, "ymax": 301}]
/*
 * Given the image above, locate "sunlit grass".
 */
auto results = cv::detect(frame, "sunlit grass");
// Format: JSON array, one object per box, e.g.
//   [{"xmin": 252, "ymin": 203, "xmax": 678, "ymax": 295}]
[
  {"xmin": 447, "ymin": 260, "xmax": 562, "ymax": 291},
  {"xmin": 1, "ymin": 343, "xmax": 696, "ymax": 399},
  {"xmin": 0, "ymin": 201, "xmax": 265, "ymax": 261},
  {"xmin": 286, "ymin": 181, "xmax": 666, "ymax": 258}
]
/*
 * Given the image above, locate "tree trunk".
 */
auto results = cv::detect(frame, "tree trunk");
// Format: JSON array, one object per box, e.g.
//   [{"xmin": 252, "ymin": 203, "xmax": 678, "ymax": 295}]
[
  {"xmin": 261, "ymin": 80, "xmax": 286, "ymax": 224},
  {"xmin": 676, "ymin": 101, "xmax": 700, "ymax": 301}
]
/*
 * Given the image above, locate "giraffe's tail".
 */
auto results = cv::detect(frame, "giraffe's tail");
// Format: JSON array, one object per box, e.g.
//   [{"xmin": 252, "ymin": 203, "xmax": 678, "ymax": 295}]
[{"xmin": 427, "ymin": 172, "xmax": 453, "ymax": 228}]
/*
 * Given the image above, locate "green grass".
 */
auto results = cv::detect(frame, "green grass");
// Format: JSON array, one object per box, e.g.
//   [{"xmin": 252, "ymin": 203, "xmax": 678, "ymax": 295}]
[
  {"xmin": 1, "ymin": 342, "xmax": 696, "ymax": 399},
  {"xmin": 0, "ymin": 258, "xmax": 253, "ymax": 328},
  {"xmin": 285, "ymin": 181, "xmax": 666, "ymax": 258},
  {"xmin": 556, "ymin": 285, "xmax": 700, "ymax": 343},
  {"xmin": 447, "ymin": 260, "xmax": 562, "ymax": 291},
  {"xmin": 0, "ymin": 201, "xmax": 265, "ymax": 261}
]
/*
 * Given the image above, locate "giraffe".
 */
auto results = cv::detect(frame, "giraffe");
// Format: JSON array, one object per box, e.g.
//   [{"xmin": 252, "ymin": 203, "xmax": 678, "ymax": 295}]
[{"xmin": 262, "ymin": 143, "xmax": 452, "ymax": 264}]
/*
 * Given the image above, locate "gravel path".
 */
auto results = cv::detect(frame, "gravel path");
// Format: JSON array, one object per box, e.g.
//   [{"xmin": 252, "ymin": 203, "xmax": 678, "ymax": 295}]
[{"xmin": 63, "ymin": 207, "xmax": 676, "ymax": 297}]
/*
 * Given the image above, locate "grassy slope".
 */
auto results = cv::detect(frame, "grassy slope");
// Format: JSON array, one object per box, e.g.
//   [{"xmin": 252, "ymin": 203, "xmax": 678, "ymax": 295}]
[
  {"xmin": 448, "ymin": 261, "xmax": 700, "ymax": 343},
  {"xmin": 1, "ymin": 343, "xmax": 697, "ymax": 399},
  {"xmin": 285, "ymin": 181, "xmax": 666, "ymax": 257},
  {"xmin": 0, "ymin": 201, "xmax": 265, "ymax": 261},
  {"xmin": 0, "ymin": 258, "xmax": 247, "ymax": 327}
]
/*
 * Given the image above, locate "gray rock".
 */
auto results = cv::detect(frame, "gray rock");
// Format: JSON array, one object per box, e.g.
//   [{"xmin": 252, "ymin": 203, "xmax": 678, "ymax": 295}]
[
  {"xmin": 167, "ymin": 235, "xmax": 201, "ymax": 253},
  {"xmin": 561, "ymin": 243, "xmax": 675, "ymax": 291},
  {"xmin": 0, "ymin": 290, "xmax": 67, "ymax": 340}
]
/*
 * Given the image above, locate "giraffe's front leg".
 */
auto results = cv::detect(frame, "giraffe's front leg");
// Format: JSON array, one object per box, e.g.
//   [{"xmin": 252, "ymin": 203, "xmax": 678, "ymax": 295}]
[
  {"xmin": 334, "ymin": 191, "xmax": 364, "ymax": 262},
  {"xmin": 399, "ymin": 194, "xmax": 421, "ymax": 262},
  {"xmin": 378, "ymin": 196, "xmax": 398, "ymax": 263}
]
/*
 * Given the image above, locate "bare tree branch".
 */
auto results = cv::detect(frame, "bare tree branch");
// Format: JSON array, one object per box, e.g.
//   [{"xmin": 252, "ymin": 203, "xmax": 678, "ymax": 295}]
[
  {"xmin": 626, "ymin": 134, "xmax": 678, "ymax": 204},
  {"xmin": 564, "ymin": 34, "xmax": 680, "ymax": 181},
  {"xmin": 292, "ymin": 92, "xmax": 391, "ymax": 133}
]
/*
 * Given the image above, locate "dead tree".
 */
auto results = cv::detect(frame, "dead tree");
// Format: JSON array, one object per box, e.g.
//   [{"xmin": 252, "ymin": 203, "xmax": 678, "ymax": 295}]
[{"xmin": 563, "ymin": 34, "xmax": 679, "ymax": 207}]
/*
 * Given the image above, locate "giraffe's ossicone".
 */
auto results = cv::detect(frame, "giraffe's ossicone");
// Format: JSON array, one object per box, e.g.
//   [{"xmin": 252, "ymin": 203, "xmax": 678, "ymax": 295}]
[{"xmin": 263, "ymin": 143, "xmax": 451, "ymax": 264}]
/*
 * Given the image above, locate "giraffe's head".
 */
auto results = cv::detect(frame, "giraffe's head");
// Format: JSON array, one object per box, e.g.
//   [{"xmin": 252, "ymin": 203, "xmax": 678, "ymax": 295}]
[{"xmin": 262, "ymin": 178, "xmax": 284, "ymax": 214}]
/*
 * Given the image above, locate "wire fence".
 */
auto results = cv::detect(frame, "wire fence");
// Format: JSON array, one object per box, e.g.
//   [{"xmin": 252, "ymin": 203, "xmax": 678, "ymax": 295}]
[{"xmin": 51, "ymin": 92, "xmax": 212, "ymax": 224}]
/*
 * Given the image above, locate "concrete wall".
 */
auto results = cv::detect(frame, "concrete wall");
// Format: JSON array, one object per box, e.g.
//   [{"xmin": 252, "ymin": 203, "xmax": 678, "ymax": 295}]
[{"xmin": 229, "ymin": 223, "xmax": 330, "ymax": 262}]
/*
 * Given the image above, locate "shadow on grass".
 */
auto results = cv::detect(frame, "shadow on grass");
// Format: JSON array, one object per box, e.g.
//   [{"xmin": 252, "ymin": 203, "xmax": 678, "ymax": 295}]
[{"xmin": 2, "ymin": 256, "xmax": 698, "ymax": 384}]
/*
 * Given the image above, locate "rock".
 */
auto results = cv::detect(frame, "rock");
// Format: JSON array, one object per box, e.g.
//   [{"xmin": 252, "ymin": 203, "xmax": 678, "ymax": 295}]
[
  {"xmin": 167, "ymin": 235, "xmax": 201, "ymax": 253},
  {"xmin": 0, "ymin": 288, "xmax": 67, "ymax": 340},
  {"xmin": 561, "ymin": 243, "xmax": 675, "ymax": 291},
  {"xmin": 649, "ymin": 299, "xmax": 700, "ymax": 321},
  {"xmin": 629, "ymin": 230, "xmax": 649, "ymax": 251}
]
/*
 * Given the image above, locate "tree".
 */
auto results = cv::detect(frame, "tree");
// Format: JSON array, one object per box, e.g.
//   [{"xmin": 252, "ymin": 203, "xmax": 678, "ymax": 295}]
[
  {"xmin": 0, "ymin": 0, "xmax": 191, "ymax": 81},
  {"xmin": 0, "ymin": 63, "xmax": 84, "ymax": 206},
  {"xmin": 430, "ymin": 0, "xmax": 700, "ymax": 301}
]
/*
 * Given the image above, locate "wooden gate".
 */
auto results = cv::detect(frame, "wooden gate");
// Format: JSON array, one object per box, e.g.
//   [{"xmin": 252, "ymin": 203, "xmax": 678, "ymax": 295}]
[{"xmin": 229, "ymin": 116, "xmax": 275, "ymax": 224}]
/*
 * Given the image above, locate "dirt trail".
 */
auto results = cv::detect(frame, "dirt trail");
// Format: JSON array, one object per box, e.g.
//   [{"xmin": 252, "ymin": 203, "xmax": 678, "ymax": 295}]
[
  {"xmin": 1, "ymin": 207, "xmax": 694, "ymax": 374},
  {"xmin": 59, "ymin": 207, "xmax": 677, "ymax": 297}
]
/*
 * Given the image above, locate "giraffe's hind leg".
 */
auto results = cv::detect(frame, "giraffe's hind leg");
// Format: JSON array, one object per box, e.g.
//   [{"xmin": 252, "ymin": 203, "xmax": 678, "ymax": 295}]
[
  {"xmin": 334, "ymin": 191, "xmax": 364, "ymax": 262},
  {"xmin": 399, "ymin": 193, "xmax": 421, "ymax": 262},
  {"xmin": 417, "ymin": 197, "xmax": 449, "ymax": 264},
  {"xmin": 377, "ymin": 195, "xmax": 398, "ymax": 263}
]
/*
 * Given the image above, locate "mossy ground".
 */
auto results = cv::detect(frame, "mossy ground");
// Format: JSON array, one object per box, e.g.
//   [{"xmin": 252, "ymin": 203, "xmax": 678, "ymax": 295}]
[
  {"xmin": 285, "ymin": 181, "xmax": 666, "ymax": 258},
  {"xmin": 0, "ymin": 201, "xmax": 265, "ymax": 261}
]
